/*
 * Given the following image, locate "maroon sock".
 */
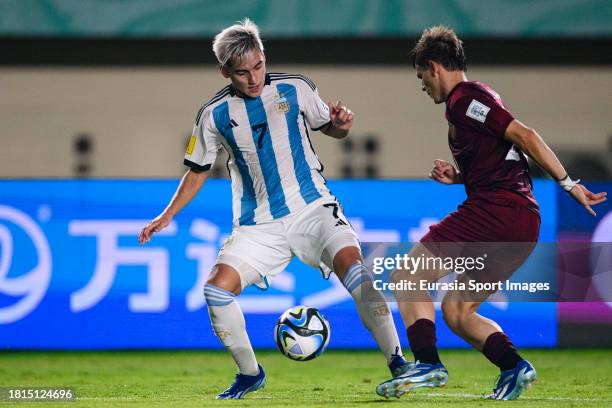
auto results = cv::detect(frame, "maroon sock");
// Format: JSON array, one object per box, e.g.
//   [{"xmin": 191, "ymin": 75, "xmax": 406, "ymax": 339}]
[
  {"xmin": 407, "ymin": 319, "xmax": 441, "ymax": 365},
  {"xmin": 482, "ymin": 332, "xmax": 523, "ymax": 371}
]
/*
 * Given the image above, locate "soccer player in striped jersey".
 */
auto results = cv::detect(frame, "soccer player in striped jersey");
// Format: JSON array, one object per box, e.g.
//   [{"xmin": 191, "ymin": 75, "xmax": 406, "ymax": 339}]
[{"xmin": 139, "ymin": 19, "xmax": 409, "ymax": 399}]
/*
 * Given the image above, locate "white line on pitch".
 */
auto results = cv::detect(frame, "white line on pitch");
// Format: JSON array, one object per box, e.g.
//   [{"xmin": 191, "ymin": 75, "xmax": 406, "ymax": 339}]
[{"xmin": 422, "ymin": 392, "xmax": 607, "ymax": 402}]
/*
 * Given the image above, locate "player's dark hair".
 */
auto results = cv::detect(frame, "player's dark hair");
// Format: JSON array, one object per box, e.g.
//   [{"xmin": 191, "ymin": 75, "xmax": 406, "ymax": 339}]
[{"xmin": 411, "ymin": 26, "xmax": 466, "ymax": 71}]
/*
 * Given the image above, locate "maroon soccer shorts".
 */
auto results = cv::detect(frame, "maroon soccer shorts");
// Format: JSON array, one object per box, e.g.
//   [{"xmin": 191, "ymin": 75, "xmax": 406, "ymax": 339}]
[
  {"xmin": 420, "ymin": 192, "xmax": 540, "ymax": 290},
  {"xmin": 421, "ymin": 192, "xmax": 540, "ymax": 243}
]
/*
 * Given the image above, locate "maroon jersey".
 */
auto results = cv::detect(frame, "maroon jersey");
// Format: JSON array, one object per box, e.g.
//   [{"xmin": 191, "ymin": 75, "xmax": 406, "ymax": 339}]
[{"xmin": 445, "ymin": 81, "xmax": 538, "ymax": 211}]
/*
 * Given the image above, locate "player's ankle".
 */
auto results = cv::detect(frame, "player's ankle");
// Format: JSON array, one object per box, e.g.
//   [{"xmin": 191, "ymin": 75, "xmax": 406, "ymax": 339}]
[
  {"xmin": 407, "ymin": 319, "xmax": 440, "ymax": 364},
  {"xmin": 498, "ymin": 353, "xmax": 524, "ymax": 371},
  {"xmin": 483, "ymin": 332, "xmax": 523, "ymax": 371},
  {"xmin": 413, "ymin": 346, "xmax": 442, "ymax": 365}
]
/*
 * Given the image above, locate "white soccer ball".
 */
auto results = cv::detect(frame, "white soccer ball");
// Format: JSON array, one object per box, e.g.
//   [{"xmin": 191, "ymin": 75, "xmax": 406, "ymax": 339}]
[{"xmin": 274, "ymin": 306, "xmax": 330, "ymax": 361}]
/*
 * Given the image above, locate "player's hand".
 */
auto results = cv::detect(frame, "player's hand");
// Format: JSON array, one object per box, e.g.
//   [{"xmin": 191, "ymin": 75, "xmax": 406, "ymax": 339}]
[
  {"xmin": 568, "ymin": 184, "xmax": 607, "ymax": 217},
  {"xmin": 327, "ymin": 100, "xmax": 354, "ymax": 131},
  {"xmin": 138, "ymin": 213, "xmax": 173, "ymax": 245},
  {"xmin": 429, "ymin": 159, "xmax": 460, "ymax": 185}
]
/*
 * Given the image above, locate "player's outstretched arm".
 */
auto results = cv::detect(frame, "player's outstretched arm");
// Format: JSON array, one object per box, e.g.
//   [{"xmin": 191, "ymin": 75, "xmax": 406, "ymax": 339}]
[
  {"xmin": 138, "ymin": 169, "xmax": 210, "ymax": 244},
  {"xmin": 504, "ymin": 119, "xmax": 607, "ymax": 216},
  {"xmin": 429, "ymin": 159, "xmax": 463, "ymax": 185},
  {"xmin": 321, "ymin": 100, "xmax": 353, "ymax": 139}
]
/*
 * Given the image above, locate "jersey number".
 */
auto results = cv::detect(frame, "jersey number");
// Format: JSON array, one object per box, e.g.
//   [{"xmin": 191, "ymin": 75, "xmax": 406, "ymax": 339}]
[
  {"xmin": 252, "ymin": 123, "xmax": 268, "ymax": 149},
  {"xmin": 323, "ymin": 203, "xmax": 348, "ymax": 226}
]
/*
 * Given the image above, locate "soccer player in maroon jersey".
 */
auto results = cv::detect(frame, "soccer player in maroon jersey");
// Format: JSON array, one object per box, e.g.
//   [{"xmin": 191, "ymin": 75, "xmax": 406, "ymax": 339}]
[{"xmin": 376, "ymin": 26, "xmax": 607, "ymax": 400}]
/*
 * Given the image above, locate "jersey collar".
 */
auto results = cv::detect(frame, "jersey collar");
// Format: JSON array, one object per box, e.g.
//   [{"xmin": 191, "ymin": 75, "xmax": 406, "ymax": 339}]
[
  {"xmin": 445, "ymin": 80, "xmax": 473, "ymax": 104},
  {"xmin": 229, "ymin": 73, "xmax": 272, "ymax": 98}
]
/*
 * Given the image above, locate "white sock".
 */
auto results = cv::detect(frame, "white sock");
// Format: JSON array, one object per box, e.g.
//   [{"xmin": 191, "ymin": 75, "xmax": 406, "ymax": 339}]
[
  {"xmin": 342, "ymin": 263, "xmax": 402, "ymax": 364},
  {"xmin": 204, "ymin": 284, "xmax": 259, "ymax": 375}
]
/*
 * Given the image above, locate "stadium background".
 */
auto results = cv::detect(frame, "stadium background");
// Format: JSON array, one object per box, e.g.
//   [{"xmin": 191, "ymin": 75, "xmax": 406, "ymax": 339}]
[{"xmin": 1, "ymin": 0, "xmax": 611, "ymax": 355}]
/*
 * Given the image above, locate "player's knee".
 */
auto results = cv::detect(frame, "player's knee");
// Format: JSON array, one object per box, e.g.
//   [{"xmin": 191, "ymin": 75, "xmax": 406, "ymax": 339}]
[
  {"xmin": 441, "ymin": 301, "xmax": 461, "ymax": 329},
  {"xmin": 441, "ymin": 300, "xmax": 473, "ymax": 328},
  {"xmin": 391, "ymin": 267, "xmax": 419, "ymax": 284},
  {"xmin": 332, "ymin": 246, "xmax": 362, "ymax": 280},
  {"xmin": 205, "ymin": 264, "xmax": 242, "ymax": 295},
  {"xmin": 390, "ymin": 268, "xmax": 402, "ymax": 284},
  {"xmin": 442, "ymin": 300, "xmax": 477, "ymax": 329}
]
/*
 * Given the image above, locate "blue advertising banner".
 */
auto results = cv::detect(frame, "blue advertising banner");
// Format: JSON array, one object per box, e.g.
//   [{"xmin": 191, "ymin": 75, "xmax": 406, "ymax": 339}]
[
  {"xmin": 0, "ymin": 180, "xmax": 556, "ymax": 349},
  {"xmin": 557, "ymin": 182, "xmax": 612, "ymax": 325}
]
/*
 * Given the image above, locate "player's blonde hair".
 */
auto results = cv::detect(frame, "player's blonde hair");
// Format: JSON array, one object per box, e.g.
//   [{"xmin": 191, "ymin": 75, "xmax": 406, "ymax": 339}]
[{"xmin": 212, "ymin": 18, "xmax": 264, "ymax": 68}]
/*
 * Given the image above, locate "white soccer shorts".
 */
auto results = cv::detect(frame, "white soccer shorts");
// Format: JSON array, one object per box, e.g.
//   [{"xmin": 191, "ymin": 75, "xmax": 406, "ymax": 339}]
[{"xmin": 216, "ymin": 197, "xmax": 360, "ymax": 289}]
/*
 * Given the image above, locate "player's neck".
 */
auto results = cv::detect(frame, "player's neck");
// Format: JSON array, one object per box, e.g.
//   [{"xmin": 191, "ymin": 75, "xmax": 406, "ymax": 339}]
[{"xmin": 442, "ymin": 71, "xmax": 468, "ymax": 101}]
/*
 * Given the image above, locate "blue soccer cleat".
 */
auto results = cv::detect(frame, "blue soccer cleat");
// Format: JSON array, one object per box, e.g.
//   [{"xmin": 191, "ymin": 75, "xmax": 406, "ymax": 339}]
[
  {"xmin": 388, "ymin": 350, "xmax": 414, "ymax": 378},
  {"xmin": 216, "ymin": 364, "xmax": 266, "ymax": 399},
  {"xmin": 487, "ymin": 359, "xmax": 537, "ymax": 400},
  {"xmin": 376, "ymin": 361, "xmax": 448, "ymax": 398}
]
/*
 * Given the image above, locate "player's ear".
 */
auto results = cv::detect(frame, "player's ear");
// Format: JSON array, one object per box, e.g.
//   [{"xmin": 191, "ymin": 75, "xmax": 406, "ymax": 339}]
[
  {"xmin": 428, "ymin": 60, "xmax": 438, "ymax": 76},
  {"xmin": 220, "ymin": 65, "xmax": 230, "ymax": 78}
]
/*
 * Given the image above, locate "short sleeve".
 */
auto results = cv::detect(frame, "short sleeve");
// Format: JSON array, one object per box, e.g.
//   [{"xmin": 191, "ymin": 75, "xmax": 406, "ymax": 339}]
[
  {"xmin": 183, "ymin": 109, "xmax": 221, "ymax": 172},
  {"xmin": 451, "ymin": 94, "xmax": 515, "ymax": 138},
  {"xmin": 300, "ymin": 84, "xmax": 331, "ymax": 131}
]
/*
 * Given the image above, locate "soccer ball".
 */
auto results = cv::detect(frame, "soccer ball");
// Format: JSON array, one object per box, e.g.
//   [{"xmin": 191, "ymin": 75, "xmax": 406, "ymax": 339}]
[{"xmin": 274, "ymin": 306, "xmax": 330, "ymax": 361}]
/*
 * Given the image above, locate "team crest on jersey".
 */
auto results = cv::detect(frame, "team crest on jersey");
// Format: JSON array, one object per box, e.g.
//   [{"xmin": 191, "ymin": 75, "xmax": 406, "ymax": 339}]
[{"xmin": 274, "ymin": 93, "xmax": 290, "ymax": 113}]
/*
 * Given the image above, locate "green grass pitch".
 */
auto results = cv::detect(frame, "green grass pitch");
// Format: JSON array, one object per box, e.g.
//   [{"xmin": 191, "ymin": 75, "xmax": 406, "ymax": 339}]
[{"xmin": 0, "ymin": 349, "xmax": 610, "ymax": 407}]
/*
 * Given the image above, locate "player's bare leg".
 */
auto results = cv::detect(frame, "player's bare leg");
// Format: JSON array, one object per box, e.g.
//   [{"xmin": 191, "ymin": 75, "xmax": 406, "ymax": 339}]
[
  {"xmin": 392, "ymin": 243, "xmax": 451, "ymax": 327},
  {"xmin": 393, "ymin": 243, "xmax": 451, "ymax": 366},
  {"xmin": 376, "ymin": 243, "xmax": 450, "ymax": 398},
  {"xmin": 332, "ymin": 246, "xmax": 409, "ymax": 378},
  {"xmin": 332, "ymin": 246, "xmax": 362, "ymax": 281},
  {"xmin": 442, "ymin": 282, "xmax": 537, "ymax": 400},
  {"xmin": 441, "ymin": 287, "xmax": 502, "ymax": 351},
  {"xmin": 207, "ymin": 263, "xmax": 242, "ymax": 295},
  {"xmin": 204, "ymin": 264, "xmax": 265, "ymax": 399}
]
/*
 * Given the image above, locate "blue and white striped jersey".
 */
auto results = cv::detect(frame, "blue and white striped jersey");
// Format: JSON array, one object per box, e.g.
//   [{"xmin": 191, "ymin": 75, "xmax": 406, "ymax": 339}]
[{"xmin": 184, "ymin": 73, "xmax": 333, "ymax": 226}]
